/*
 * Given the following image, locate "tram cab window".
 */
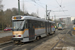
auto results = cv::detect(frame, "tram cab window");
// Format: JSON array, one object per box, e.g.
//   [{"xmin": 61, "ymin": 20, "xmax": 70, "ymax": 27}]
[{"xmin": 12, "ymin": 20, "xmax": 24, "ymax": 29}]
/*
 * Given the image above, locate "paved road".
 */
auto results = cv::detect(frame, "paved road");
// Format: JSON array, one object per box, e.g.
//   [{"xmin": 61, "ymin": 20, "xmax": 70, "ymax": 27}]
[
  {"xmin": 0, "ymin": 29, "xmax": 68, "ymax": 50},
  {"xmin": 0, "ymin": 32, "xmax": 12, "ymax": 38}
]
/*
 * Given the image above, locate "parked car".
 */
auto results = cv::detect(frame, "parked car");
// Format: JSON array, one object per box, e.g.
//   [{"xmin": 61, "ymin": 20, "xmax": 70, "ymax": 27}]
[{"xmin": 4, "ymin": 27, "xmax": 12, "ymax": 31}]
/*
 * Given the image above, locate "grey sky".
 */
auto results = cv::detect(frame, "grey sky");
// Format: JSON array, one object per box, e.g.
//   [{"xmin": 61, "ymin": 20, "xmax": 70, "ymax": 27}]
[{"xmin": 2, "ymin": 0, "xmax": 75, "ymax": 18}]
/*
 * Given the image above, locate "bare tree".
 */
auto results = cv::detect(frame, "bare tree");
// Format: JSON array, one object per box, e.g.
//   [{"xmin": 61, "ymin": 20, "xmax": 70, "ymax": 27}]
[{"xmin": 0, "ymin": 0, "xmax": 3, "ymax": 11}]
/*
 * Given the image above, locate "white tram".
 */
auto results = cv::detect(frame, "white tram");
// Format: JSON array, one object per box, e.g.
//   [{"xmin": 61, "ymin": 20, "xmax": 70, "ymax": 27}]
[
  {"xmin": 12, "ymin": 15, "xmax": 55, "ymax": 43},
  {"xmin": 57, "ymin": 23, "xmax": 65, "ymax": 30}
]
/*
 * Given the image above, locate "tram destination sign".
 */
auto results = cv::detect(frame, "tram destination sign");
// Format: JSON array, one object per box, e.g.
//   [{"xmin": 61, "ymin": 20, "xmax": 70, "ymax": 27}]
[
  {"xmin": 14, "ymin": 17, "xmax": 21, "ymax": 19},
  {"xmin": 16, "ymin": 17, "xmax": 21, "ymax": 19}
]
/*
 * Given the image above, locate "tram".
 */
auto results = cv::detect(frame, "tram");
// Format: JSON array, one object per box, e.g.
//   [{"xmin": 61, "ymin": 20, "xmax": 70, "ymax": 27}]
[
  {"xmin": 12, "ymin": 15, "xmax": 55, "ymax": 43},
  {"xmin": 57, "ymin": 23, "xmax": 65, "ymax": 30}
]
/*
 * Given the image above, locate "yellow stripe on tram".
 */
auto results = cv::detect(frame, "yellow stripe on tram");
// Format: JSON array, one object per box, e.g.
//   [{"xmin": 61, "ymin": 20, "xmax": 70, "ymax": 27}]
[{"xmin": 12, "ymin": 28, "xmax": 45, "ymax": 35}]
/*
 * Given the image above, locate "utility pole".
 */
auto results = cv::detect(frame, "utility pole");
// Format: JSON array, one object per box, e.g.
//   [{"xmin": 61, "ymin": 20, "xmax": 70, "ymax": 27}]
[
  {"xmin": 23, "ymin": 0, "xmax": 24, "ymax": 15},
  {"xmin": 54, "ymin": 15, "xmax": 56, "ymax": 25},
  {"xmin": 46, "ymin": 5, "xmax": 52, "ymax": 20},
  {"xmin": 37, "ymin": 8, "xmax": 39, "ymax": 17},
  {"xmin": 18, "ymin": 0, "xmax": 20, "ymax": 15},
  {"xmin": 46, "ymin": 5, "xmax": 47, "ymax": 20},
  {"xmin": 47, "ymin": 10, "xmax": 51, "ymax": 19}
]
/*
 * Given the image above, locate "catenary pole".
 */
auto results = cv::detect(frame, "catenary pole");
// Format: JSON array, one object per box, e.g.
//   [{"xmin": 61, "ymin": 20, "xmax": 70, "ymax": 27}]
[{"xmin": 18, "ymin": 0, "xmax": 20, "ymax": 15}]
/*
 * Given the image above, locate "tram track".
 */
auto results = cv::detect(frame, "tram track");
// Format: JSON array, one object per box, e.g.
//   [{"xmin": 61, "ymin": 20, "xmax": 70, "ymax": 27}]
[
  {"xmin": 51, "ymin": 29, "xmax": 71, "ymax": 50},
  {"xmin": 0, "ymin": 41, "xmax": 12, "ymax": 48}
]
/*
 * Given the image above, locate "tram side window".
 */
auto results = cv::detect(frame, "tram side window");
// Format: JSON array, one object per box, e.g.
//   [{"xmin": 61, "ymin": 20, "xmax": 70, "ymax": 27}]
[
  {"xmin": 41, "ymin": 22, "xmax": 45, "ymax": 28},
  {"xmin": 25, "ymin": 21, "xmax": 28, "ymax": 29},
  {"xmin": 32, "ymin": 20, "xmax": 36, "ymax": 28},
  {"xmin": 34, "ymin": 21, "xmax": 37, "ymax": 28},
  {"xmin": 46, "ymin": 22, "xmax": 48, "ymax": 28},
  {"xmin": 34, "ymin": 21, "xmax": 40, "ymax": 28},
  {"xmin": 32, "ymin": 21, "xmax": 45, "ymax": 28},
  {"xmin": 36, "ymin": 21, "xmax": 38, "ymax": 28},
  {"xmin": 38, "ymin": 22, "xmax": 40, "ymax": 28},
  {"xmin": 30, "ymin": 20, "xmax": 38, "ymax": 28}
]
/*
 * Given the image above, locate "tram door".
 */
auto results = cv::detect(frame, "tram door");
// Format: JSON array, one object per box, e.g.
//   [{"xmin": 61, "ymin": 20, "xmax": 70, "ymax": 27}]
[
  {"xmin": 46, "ymin": 22, "xmax": 49, "ymax": 35},
  {"xmin": 28, "ymin": 20, "xmax": 35, "ymax": 40},
  {"xmin": 50, "ymin": 23, "xmax": 52, "ymax": 33},
  {"xmin": 45, "ymin": 22, "xmax": 47, "ymax": 35}
]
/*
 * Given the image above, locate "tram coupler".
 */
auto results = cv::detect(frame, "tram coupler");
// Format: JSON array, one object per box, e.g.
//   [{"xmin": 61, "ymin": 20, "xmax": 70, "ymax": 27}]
[{"xmin": 14, "ymin": 40, "xmax": 21, "ymax": 44}]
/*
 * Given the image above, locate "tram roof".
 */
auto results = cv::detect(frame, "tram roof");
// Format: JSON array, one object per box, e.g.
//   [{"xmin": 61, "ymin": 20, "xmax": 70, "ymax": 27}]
[{"xmin": 12, "ymin": 15, "xmax": 55, "ymax": 23}]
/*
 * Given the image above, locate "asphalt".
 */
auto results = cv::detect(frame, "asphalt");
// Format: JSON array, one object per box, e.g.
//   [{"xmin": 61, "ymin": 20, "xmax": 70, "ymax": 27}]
[{"xmin": 0, "ymin": 32, "xmax": 12, "ymax": 38}]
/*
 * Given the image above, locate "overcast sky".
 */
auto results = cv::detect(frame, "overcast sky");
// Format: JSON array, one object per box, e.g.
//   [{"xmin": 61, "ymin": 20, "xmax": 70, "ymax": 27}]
[{"xmin": 2, "ymin": 0, "xmax": 75, "ymax": 19}]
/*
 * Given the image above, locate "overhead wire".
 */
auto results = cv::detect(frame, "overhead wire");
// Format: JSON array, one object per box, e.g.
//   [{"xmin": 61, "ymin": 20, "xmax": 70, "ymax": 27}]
[
  {"xmin": 20, "ymin": 0, "xmax": 46, "ymax": 10},
  {"xmin": 54, "ymin": 0, "xmax": 67, "ymax": 15},
  {"xmin": 31, "ymin": 0, "xmax": 46, "ymax": 17},
  {"xmin": 31, "ymin": 0, "xmax": 45, "ymax": 9}
]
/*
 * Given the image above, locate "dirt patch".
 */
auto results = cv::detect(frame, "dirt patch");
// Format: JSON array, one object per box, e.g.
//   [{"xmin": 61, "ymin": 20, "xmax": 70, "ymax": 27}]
[{"xmin": 0, "ymin": 36, "xmax": 12, "ymax": 43}]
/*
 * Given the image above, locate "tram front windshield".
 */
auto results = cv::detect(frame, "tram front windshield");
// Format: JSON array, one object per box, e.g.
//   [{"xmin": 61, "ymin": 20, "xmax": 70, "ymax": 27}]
[
  {"xmin": 58, "ymin": 24, "xmax": 62, "ymax": 27},
  {"xmin": 12, "ymin": 20, "xmax": 24, "ymax": 30}
]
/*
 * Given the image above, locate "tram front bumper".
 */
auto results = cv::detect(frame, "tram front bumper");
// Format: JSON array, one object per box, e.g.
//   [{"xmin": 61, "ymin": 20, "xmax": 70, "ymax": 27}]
[{"xmin": 12, "ymin": 38, "xmax": 23, "ymax": 41}]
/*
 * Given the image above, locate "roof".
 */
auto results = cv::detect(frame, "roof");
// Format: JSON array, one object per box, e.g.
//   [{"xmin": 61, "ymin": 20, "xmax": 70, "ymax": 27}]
[{"xmin": 12, "ymin": 15, "xmax": 55, "ymax": 23}]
